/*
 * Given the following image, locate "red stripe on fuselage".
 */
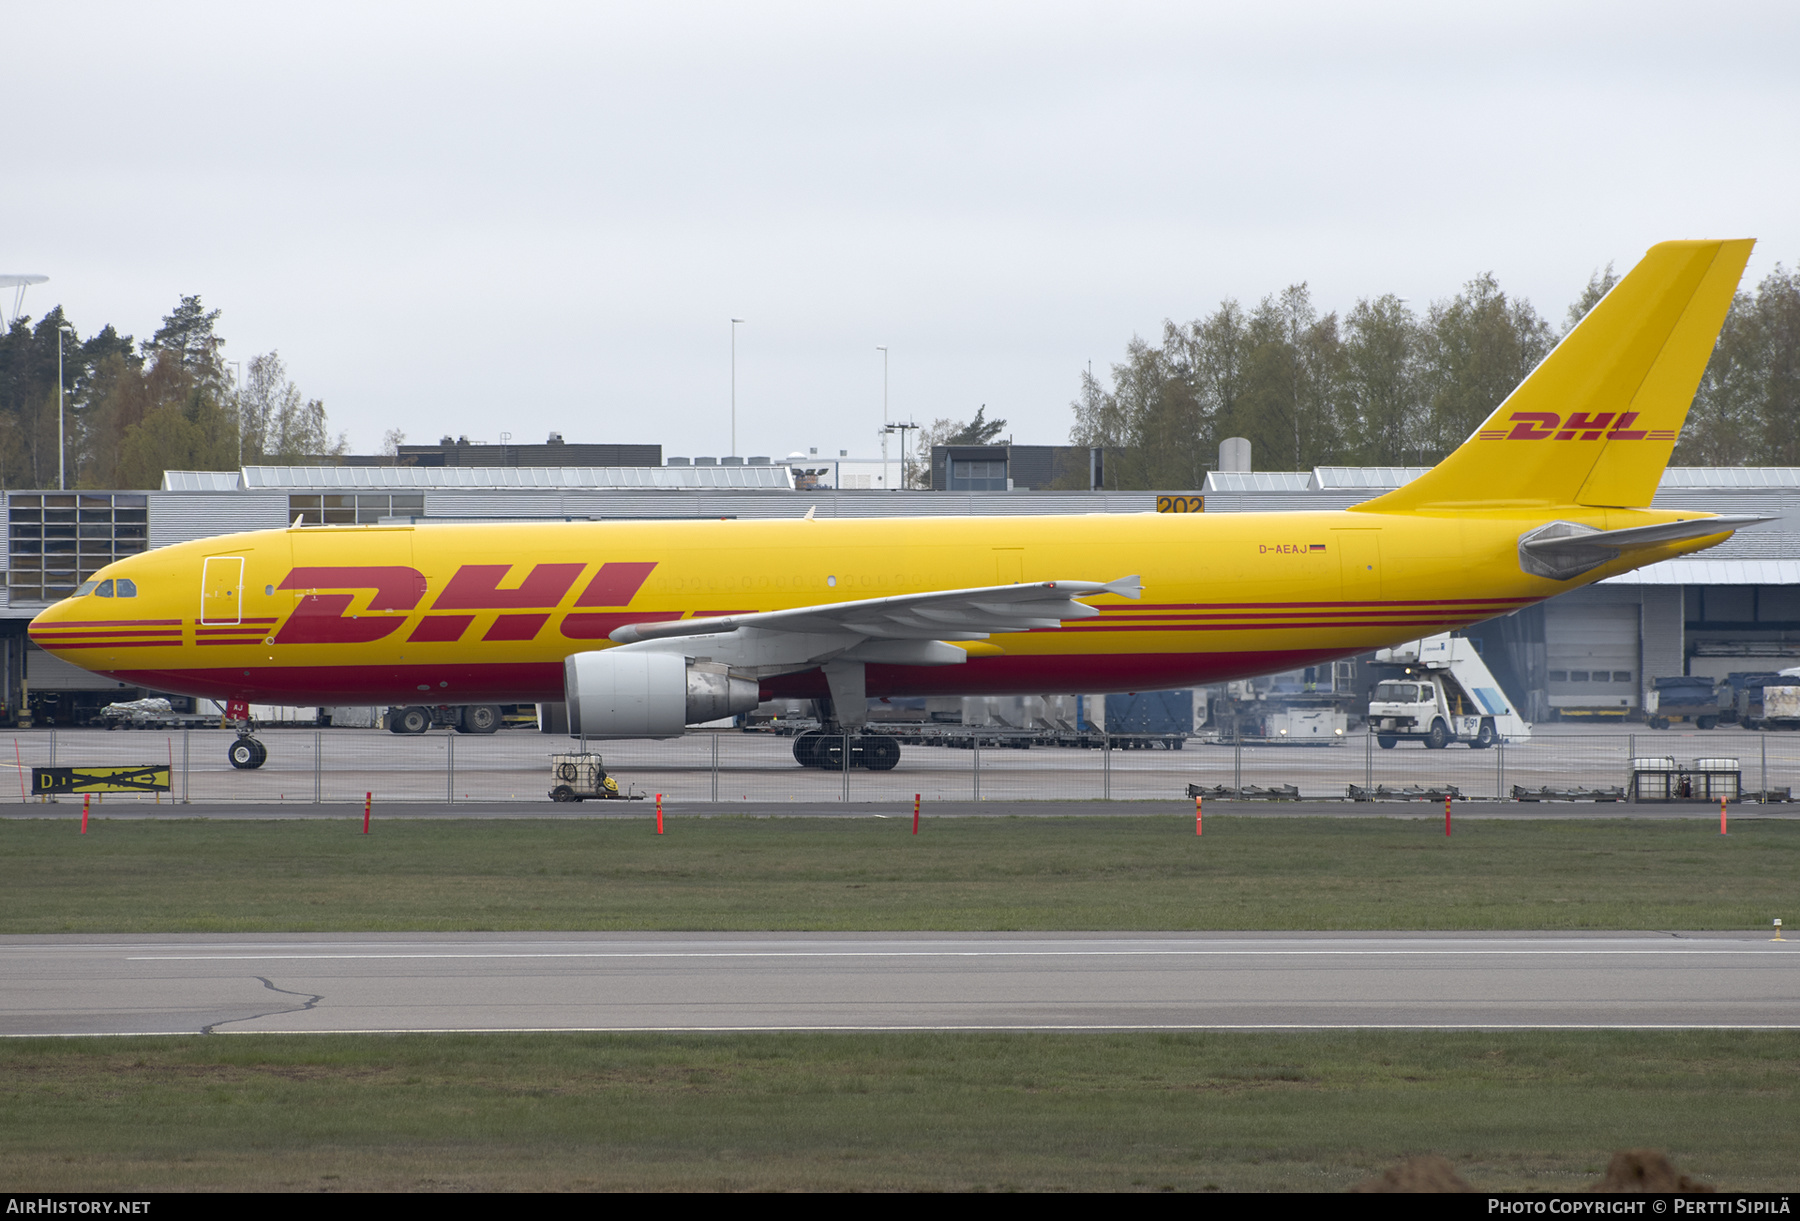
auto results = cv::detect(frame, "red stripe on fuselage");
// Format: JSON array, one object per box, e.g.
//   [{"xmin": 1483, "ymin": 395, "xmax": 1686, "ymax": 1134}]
[
  {"xmin": 32, "ymin": 629, "xmax": 183, "ymax": 639},
  {"xmin": 1059, "ymin": 618, "xmax": 1485, "ymax": 633},
  {"xmin": 1085, "ymin": 609, "xmax": 1517, "ymax": 623},
  {"xmin": 559, "ymin": 611, "xmax": 683, "ymax": 640},
  {"xmin": 35, "ymin": 640, "xmax": 184, "ymax": 650}
]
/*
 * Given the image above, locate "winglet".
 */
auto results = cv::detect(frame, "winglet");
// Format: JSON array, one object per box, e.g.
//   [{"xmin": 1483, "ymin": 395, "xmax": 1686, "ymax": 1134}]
[
  {"xmin": 804, "ymin": 505, "xmax": 816, "ymax": 521},
  {"xmin": 1102, "ymin": 574, "xmax": 1143, "ymax": 600}
]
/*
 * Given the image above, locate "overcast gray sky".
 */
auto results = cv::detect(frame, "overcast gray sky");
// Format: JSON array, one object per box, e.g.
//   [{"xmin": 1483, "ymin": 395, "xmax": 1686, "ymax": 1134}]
[{"xmin": 5, "ymin": 1, "xmax": 1796, "ymax": 464}]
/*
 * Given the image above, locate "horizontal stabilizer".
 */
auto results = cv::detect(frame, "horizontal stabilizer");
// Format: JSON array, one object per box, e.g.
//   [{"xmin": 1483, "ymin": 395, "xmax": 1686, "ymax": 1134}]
[{"xmin": 1518, "ymin": 515, "xmax": 1771, "ymax": 580}]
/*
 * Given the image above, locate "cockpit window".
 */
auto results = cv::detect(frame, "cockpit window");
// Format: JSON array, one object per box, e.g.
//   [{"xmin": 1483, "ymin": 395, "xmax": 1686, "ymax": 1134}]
[{"xmin": 68, "ymin": 577, "xmax": 136, "ymax": 599}]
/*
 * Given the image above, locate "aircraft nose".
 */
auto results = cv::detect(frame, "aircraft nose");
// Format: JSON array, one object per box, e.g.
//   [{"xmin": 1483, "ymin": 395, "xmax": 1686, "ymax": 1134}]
[
  {"xmin": 27, "ymin": 599, "xmax": 88, "ymax": 655},
  {"xmin": 27, "ymin": 600, "xmax": 72, "ymax": 644}
]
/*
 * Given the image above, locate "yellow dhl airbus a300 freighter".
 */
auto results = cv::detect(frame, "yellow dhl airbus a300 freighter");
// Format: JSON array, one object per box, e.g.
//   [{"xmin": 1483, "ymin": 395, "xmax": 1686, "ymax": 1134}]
[{"xmin": 27, "ymin": 240, "xmax": 1770, "ymax": 771}]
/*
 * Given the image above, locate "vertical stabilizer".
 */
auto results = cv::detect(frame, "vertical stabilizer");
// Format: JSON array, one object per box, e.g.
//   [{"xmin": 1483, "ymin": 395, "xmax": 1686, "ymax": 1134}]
[{"xmin": 1355, "ymin": 239, "xmax": 1753, "ymax": 513}]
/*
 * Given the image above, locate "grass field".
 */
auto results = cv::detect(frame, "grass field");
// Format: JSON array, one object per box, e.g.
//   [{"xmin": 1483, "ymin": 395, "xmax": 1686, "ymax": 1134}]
[
  {"xmin": 1, "ymin": 815, "xmax": 1795, "ymax": 933},
  {"xmin": 1, "ymin": 1030, "xmax": 1789, "ymax": 1192}
]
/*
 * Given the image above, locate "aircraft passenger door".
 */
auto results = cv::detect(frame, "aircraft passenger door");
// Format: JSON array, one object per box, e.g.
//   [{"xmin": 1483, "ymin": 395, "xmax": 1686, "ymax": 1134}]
[
  {"xmin": 201, "ymin": 556, "xmax": 245, "ymax": 625},
  {"xmin": 1334, "ymin": 530, "xmax": 1381, "ymax": 601}
]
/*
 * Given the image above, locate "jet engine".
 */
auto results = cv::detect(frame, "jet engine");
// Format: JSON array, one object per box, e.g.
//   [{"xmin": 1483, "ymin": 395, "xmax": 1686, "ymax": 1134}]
[{"xmin": 563, "ymin": 650, "xmax": 759, "ymax": 738}]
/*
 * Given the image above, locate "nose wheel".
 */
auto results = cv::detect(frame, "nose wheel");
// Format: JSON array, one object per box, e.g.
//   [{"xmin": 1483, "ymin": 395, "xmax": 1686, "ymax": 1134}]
[{"xmin": 228, "ymin": 738, "xmax": 267, "ymax": 770}]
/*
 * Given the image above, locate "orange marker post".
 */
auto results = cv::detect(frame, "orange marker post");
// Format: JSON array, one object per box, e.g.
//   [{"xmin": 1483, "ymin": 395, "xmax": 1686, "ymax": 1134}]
[
  {"xmin": 913, "ymin": 793, "xmax": 920, "ymax": 835},
  {"xmin": 363, "ymin": 791, "xmax": 371, "ymax": 834},
  {"xmin": 81, "ymin": 793, "xmax": 89, "ymax": 835},
  {"xmin": 656, "ymin": 794, "xmax": 664, "ymax": 835},
  {"xmin": 1196, "ymin": 794, "xmax": 1203, "ymax": 836},
  {"xmin": 1721, "ymin": 796, "xmax": 1727, "ymax": 835},
  {"xmin": 1445, "ymin": 794, "xmax": 1451, "ymax": 838}
]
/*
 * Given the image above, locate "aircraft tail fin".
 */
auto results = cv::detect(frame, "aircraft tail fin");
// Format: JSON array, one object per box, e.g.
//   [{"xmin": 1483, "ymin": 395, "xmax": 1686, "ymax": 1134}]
[{"xmin": 1355, "ymin": 239, "xmax": 1753, "ymax": 513}]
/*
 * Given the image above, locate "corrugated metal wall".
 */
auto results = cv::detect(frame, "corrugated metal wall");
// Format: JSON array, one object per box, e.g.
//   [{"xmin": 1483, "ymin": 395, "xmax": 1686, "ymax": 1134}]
[
  {"xmin": 147, "ymin": 492, "xmax": 290, "ymax": 549},
  {"xmin": 1194, "ymin": 491, "xmax": 1372, "ymax": 514},
  {"xmin": 421, "ymin": 490, "xmax": 1161, "ymax": 520},
  {"xmin": 1648, "ymin": 487, "xmax": 1800, "ymax": 560},
  {"xmin": 26, "ymin": 642, "xmax": 134, "ymax": 692}
]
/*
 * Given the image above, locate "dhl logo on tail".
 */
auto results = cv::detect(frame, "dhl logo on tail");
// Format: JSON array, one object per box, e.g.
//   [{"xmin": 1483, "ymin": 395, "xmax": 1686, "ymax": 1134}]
[{"xmin": 1476, "ymin": 412, "xmax": 1676, "ymax": 442}]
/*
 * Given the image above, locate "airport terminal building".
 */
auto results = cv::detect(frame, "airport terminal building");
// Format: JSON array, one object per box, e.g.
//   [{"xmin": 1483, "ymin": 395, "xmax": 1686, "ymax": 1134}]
[{"xmin": 3, "ymin": 461, "xmax": 1796, "ymax": 725}]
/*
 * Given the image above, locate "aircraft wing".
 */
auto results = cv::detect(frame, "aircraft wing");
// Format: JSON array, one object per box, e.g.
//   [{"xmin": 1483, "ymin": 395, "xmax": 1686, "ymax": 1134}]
[{"xmin": 607, "ymin": 575, "xmax": 1143, "ymax": 644}]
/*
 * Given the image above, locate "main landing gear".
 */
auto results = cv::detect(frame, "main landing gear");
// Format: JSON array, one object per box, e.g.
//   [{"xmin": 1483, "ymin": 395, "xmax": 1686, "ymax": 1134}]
[
  {"xmin": 792, "ymin": 730, "xmax": 902, "ymax": 771},
  {"xmin": 792, "ymin": 664, "xmax": 901, "ymax": 771}
]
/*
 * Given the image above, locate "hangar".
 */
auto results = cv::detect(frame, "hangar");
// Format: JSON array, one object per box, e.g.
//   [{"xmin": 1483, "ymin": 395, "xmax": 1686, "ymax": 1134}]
[{"xmin": 2, "ymin": 457, "xmax": 1794, "ymax": 726}]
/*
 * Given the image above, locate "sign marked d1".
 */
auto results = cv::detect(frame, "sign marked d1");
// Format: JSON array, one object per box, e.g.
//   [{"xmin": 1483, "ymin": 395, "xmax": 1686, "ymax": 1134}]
[{"xmin": 33, "ymin": 766, "xmax": 171, "ymax": 795}]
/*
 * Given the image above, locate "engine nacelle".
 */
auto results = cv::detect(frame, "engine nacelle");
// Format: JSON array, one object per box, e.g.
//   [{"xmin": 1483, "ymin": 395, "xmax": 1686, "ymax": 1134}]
[{"xmin": 563, "ymin": 650, "xmax": 759, "ymax": 738}]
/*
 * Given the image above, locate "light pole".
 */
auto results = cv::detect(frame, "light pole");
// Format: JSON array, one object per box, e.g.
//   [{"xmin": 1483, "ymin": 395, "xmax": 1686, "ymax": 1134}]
[
  {"xmin": 731, "ymin": 318, "xmax": 745, "ymax": 458},
  {"xmin": 876, "ymin": 345, "xmax": 888, "ymax": 490},
  {"xmin": 883, "ymin": 420, "xmax": 919, "ymax": 488},
  {"xmin": 56, "ymin": 322, "xmax": 72, "ymax": 491}
]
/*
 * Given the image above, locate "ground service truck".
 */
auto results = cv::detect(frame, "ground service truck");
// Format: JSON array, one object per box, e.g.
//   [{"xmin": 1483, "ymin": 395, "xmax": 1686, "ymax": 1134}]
[{"xmin": 1368, "ymin": 634, "xmax": 1533, "ymax": 749}]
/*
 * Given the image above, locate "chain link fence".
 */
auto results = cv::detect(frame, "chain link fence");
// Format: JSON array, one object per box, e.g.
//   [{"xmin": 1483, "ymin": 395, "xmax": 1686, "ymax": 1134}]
[{"xmin": 7, "ymin": 726, "xmax": 1798, "ymax": 807}]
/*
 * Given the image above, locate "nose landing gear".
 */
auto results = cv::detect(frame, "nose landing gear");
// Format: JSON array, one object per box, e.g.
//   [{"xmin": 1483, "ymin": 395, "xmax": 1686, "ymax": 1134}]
[{"xmin": 228, "ymin": 734, "xmax": 266, "ymax": 769}]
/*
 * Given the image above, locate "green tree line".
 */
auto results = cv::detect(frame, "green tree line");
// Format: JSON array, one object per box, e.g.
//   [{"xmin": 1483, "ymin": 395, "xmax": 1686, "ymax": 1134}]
[
  {"xmin": 1067, "ymin": 262, "xmax": 1800, "ymax": 486},
  {"xmin": 0, "ymin": 295, "xmax": 344, "ymax": 490}
]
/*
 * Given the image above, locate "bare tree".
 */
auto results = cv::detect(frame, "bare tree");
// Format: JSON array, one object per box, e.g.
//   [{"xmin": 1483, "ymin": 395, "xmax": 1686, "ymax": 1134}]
[{"xmin": 241, "ymin": 351, "xmax": 346, "ymax": 462}]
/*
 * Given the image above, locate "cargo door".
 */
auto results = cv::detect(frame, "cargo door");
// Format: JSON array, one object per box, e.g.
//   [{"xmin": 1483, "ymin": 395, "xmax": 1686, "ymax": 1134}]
[
  {"xmin": 1334, "ymin": 530, "xmax": 1381, "ymax": 601},
  {"xmin": 201, "ymin": 556, "xmax": 245, "ymax": 626}
]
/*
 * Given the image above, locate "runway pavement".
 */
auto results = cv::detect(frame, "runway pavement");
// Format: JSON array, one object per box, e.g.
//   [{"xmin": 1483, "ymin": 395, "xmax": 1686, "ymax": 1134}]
[{"xmin": 3, "ymin": 932, "xmax": 1794, "ymax": 1036}]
